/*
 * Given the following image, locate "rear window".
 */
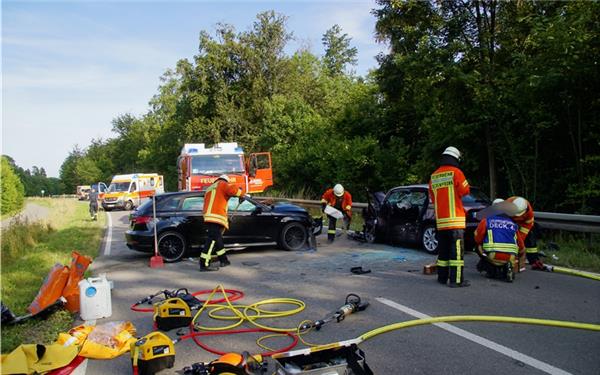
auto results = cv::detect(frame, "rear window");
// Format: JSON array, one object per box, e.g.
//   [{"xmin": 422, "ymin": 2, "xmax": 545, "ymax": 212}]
[
  {"xmin": 181, "ymin": 196, "xmax": 204, "ymax": 210},
  {"xmin": 462, "ymin": 188, "xmax": 491, "ymax": 204},
  {"xmin": 137, "ymin": 195, "xmax": 183, "ymax": 213}
]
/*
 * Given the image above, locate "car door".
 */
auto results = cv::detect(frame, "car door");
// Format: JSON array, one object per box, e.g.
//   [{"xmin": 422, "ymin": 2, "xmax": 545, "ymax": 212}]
[
  {"xmin": 379, "ymin": 189, "xmax": 410, "ymax": 243},
  {"xmin": 176, "ymin": 195, "xmax": 205, "ymax": 250},
  {"xmin": 225, "ymin": 197, "xmax": 274, "ymax": 244},
  {"xmin": 400, "ymin": 189, "xmax": 429, "ymax": 243}
]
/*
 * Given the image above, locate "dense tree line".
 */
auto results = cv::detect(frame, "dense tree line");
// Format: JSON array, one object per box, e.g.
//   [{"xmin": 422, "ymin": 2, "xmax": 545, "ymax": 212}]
[
  {"xmin": 1, "ymin": 156, "xmax": 25, "ymax": 215},
  {"xmin": 60, "ymin": 2, "xmax": 599, "ymax": 213}
]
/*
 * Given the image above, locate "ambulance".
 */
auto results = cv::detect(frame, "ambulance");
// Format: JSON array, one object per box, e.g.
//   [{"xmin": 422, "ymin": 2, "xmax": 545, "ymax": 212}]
[
  {"xmin": 177, "ymin": 142, "xmax": 273, "ymax": 193},
  {"xmin": 102, "ymin": 173, "xmax": 164, "ymax": 211}
]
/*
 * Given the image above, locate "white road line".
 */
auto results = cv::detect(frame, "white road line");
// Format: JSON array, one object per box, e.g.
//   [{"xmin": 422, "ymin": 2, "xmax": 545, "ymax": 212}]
[
  {"xmin": 103, "ymin": 212, "xmax": 113, "ymax": 256},
  {"xmin": 376, "ymin": 298, "xmax": 572, "ymax": 375}
]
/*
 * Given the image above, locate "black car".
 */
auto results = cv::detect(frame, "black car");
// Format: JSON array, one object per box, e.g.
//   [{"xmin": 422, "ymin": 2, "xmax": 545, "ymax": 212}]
[
  {"xmin": 374, "ymin": 184, "xmax": 491, "ymax": 253},
  {"xmin": 126, "ymin": 192, "xmax": 319, "ymax": 262}
]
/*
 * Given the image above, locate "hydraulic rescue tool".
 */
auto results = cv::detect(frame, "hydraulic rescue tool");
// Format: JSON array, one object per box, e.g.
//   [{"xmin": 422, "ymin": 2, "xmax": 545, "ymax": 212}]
[
  {"xmin": 302, "ymin": 294, "xmax": 369, "ymax": 331},
  {"xmin": 131, "ymin": 332, "xmax": 175, "ymax": 375},
  {"xmin": 153, "ymin": 298, "xmax": 192, "ymax": 331},
  {"xmin": 182, "ymin": 352, "xmax": 266, "ymax": 375}
]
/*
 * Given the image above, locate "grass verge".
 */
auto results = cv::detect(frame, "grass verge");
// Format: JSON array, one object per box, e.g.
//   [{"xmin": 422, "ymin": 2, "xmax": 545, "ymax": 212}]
[
  {"xmin": 1, "ymin": 198, "xmax": 105, "ymax": 353},
  {"xmin": 538, "ymin": 232, "xmax": 600, "ymax": 273}
]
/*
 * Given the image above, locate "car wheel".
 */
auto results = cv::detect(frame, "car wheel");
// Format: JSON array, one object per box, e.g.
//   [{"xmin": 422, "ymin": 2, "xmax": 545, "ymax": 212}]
[
  {"xmin": 421, "ymin": 225, "xmax": 439, "ymax": 254},
  {"xmin": 124, "ymin": 200, "xmax": 134, "ymax": 211},
  {"xmin": 279, "ymin": 222, "xmax": 308, "ymax": 251},
  {"xmin": 157, "ymin": 231, "xmax": 187, "ymax": 262}
]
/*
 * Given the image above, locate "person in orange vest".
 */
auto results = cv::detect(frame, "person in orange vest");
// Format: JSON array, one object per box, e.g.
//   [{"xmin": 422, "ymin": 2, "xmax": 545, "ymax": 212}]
[
  {"xmin": 321, "ymin": 184, "xmax": 352, "ymax": 243},
  {"xmin": 428, "ymin": 146, "xmax": 471, "ymax": 287},
  {"xmin": 505, "ymin": 196, "xmax": 543, "ymax": 270},
  {"xmin": 200, "ymin": 175, "xmax": 242, "ymax": 272},
  {"xmin": 474, "ymin": 200, "xmax": 524, "ymax": 282}
]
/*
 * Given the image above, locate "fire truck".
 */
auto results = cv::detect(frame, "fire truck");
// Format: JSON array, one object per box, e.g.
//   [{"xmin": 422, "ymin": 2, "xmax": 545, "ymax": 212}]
[{"xmin": 177, "ymin": 142, "xmax": 273, "ymax": 193}]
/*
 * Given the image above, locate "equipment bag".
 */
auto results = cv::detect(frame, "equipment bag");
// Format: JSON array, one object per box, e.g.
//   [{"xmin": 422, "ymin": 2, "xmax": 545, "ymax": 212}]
[{"xmin": 153, "ymin": 297, "xmax": 192, "ymax": 331}]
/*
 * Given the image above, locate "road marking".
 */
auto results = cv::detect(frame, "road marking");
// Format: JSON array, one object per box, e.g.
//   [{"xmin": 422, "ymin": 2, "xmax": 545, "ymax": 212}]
[
  {"xmin": 103, "ymin": 212, "xmax": 113, "ymax": 256},
  {"xmin": 376, "ymin": 298, "xmax": 572, "ymax": 375}
]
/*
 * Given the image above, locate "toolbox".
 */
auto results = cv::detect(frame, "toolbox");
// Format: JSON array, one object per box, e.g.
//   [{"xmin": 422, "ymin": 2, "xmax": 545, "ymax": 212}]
[{"xmin": 273, "ymin": 344, "xmax": 372, "ymax": 375}]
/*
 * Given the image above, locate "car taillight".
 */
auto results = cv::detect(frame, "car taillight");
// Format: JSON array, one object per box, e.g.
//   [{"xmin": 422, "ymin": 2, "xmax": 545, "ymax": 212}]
[{"xmin": 132, "ymin": 216, "xmax": 153, "ymax": 225}]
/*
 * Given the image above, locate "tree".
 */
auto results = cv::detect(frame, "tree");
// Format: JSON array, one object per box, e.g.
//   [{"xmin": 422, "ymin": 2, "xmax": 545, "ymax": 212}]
[
  {"xmin": 1, "ymin": 156, "xmax": 25, "ymax": 214},
  {"xmin": 322, "ymin": 24, "xmax": 358, "ymax": 76}
]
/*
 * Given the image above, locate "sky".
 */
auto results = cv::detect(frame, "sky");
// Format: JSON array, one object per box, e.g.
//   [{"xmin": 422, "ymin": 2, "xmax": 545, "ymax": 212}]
[{"xmin": 2, "ymin": 0, "xmax": 386, "ymax": 177}]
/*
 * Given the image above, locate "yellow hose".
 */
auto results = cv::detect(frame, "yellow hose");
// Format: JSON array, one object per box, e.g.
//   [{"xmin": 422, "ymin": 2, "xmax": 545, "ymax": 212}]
[
  {"xmin": 549, "ymin": 266, "xmax": 600, "ymax": 281},
  {"xmin": 358, "ymin": 315, "xmax": 600, "ymax": 343}
]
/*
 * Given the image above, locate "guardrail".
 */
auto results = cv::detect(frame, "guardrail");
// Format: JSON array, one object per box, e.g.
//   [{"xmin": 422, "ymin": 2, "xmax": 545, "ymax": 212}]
[{"xmin": 255, "ymin": 197, "xmax": 600, "ymax": 234}]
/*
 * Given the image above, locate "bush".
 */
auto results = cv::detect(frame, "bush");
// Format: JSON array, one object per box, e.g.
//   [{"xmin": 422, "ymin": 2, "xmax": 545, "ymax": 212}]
[{"xmin": 1, "ymin": 156, "xmax": 25, "ymax": 215}]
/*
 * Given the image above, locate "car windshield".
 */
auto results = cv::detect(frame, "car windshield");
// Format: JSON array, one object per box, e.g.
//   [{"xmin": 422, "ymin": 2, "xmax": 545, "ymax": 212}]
[
  {"xmin": 191, "ymin": 154, "xmax": 244, "ymax": 175},
  {"xmin": 108, "ymin": 182, "xmax": 130, "ymax": 192},
  {"xmin": 462, "ymin": 188, "xmax": 491, "ymax": 204}
]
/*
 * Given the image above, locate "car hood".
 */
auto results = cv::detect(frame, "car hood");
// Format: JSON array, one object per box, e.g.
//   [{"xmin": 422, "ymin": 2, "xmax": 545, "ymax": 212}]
[{"xmin": 270, "ymin": 202, "xmax": 308, "ymax": 215}]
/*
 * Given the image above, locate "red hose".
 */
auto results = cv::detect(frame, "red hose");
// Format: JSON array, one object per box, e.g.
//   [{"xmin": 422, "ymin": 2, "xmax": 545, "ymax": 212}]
[{"xmin": 130, "ymin": 289, "xmax": 245, "ymax": 312}]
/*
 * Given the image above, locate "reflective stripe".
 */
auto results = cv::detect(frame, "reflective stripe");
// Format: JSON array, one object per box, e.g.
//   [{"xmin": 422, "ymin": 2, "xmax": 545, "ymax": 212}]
[
  {"xmin": 462, "ymin": 180, "xmax": 469, "ymax": 187},
  {"xmin": 436, "ymin": 259, "xmax": 449, "ymax": 266},
  {"xmin": 327, "ymin": 230, "xmax": 336, "ymax": 234},
  {"xmin": 519, "ymin": 227, "xmax": 530, "ymax": 235},
  {"xmin": 436, "ymin": 218, "xmax": 466, "ymax": 229},
  {"xmin": 203, "ymin": 213, "xmax": 228, "ymax": 227},
  {"xmin": 487, "ymin": 229, "xmax": 494, "ymax": 245},
  {"xmin": 525, "ymin": 247, "xmax": 538, "ymax": 254},
  {"xmin": 455, "ymin": 239, "xmax": 462, "ymax": 283},
  {"xmin": 524, "ymin": 219, "xmax": 534, "ymax": 224},
  {"xmin": 345, "ymin": 205, "xmax": 351, "ymax": 210},
  {"xmin": 216, "ymin": 248, "xmax": 226, "ymax": 256},
  {"xmin": 203, "ymin": 240, "xmax": 215, "ymax": 266}
]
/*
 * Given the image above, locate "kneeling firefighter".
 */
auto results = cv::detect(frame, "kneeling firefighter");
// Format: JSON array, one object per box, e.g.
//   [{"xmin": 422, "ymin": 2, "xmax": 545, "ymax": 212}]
[
  {"xmin": 474, "ymin": 199, "xmax": 524, "ymax": 282},
  {"xmin": 321, "ymin": 184, "xmax": 352, "ymax": 243},
  {"xmin": 199, "ymin": 175, "xmax": 243, "ymax": 272}
]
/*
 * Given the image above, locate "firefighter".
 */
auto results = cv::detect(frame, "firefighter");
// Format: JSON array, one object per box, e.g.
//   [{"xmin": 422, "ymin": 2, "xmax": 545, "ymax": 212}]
[
  {"xmin": 321, "ymin": 184, "xmax": 352, "ymax": 243},
  {"xmin": 474, "ymin": 205, "xmax": 524, "ymax": 282},
  {"xmin": 506, "ymin": 196, "xmax": 543, "ymax": 270},
  {"xmin": 199, "ymin": 175, "xmax": 242, "ymax": 272},
  {"xmin": 428, "ymin": 146, "xmax": 471, "ymax": 287},
  {"xmin": 88, "ymin": 186, "xmax": 99, "ymax": 221}
]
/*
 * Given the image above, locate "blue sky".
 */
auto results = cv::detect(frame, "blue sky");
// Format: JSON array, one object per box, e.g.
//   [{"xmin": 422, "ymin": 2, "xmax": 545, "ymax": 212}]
[{"xmin": 2, "ymin": 0, "xmax": 386, "ymax": 177}]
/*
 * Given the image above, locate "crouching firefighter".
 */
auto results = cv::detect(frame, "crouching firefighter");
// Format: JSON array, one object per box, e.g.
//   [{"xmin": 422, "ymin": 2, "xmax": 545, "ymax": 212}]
[
  {"xmin": 199, "ymin": 175, "xmax": 242, "ymax": 272},
  {"xmin": 321, "ymin": 184, "xmax": 352, "ymax": 243},
  {"xmin": 506, "ymin": 196, "xmax": 543, "ymax": 270},
  {"xmin": 474, "ymin": 204, "xmax": 524, "ymax": 282}
]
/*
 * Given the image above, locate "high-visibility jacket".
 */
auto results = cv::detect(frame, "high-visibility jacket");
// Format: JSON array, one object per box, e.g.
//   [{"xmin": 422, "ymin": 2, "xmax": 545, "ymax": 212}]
[
  {"xmin": 321, "ymin": 189, "xmax": 353, "ymax": 218},
  {"xmin": 506, "ymin": 196, "xmax": 534, "ymax": 242},
  {"xmin": 428, "ymin": 165, "xmax": 470, "ymax": 230},
  {"xmin": 202, "ymin": 180, "xmax": 242, "ymax": 230},
  {"xmin": 475, "ymin": 214, "xmax": 524, "ymax": 256}
]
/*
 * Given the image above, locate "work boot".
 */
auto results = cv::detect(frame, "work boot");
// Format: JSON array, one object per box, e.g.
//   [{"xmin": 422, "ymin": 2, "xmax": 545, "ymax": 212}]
[
  {"xmin": 199, "ymin": 265, "xmax": 219, "ymax": 272},
  {"xmin": 219, "ymin": 259, "xmax": 231, "ymax": 267},
  {"xmin": 505, "ymin": 263, "xmax": 514, "ymax": 283},
  {"xmin": 448, "ymin": 280, "xmax": 471, "ymax": 288}
]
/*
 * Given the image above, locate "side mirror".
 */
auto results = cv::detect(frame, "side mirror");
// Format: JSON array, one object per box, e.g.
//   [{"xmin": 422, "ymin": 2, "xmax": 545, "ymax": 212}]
[{"xmin": 253, "ymin": 206, "xmax": 263, "ymax": 215}]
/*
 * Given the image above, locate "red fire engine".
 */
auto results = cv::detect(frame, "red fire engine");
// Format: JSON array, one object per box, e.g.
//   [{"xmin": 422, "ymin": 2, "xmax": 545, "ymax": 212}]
[{"xmin": 177, "ymin": 142, "xmax": 273, "ymax": 193}]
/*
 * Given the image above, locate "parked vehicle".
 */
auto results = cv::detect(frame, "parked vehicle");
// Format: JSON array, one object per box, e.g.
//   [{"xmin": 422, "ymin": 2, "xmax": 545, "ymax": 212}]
[
  {"xmin": 91, "ymin": 182, "xmax": 108, "ymax": 202},
  {"xmin": 76, "ymin": 185, "xmax": 91, "ymax": 200},
  {"xmin": 125, "ymin": 191, "xmax": 320, "ymax": 262},
  {"xmin": 177, "ymin": 142, "xmax": 273, "ymax": 193},
  {"xmin": 374, "ymin": 184, "xmax": 491, "ymax": 253},
  {"xmin": 102, "ymin": 174, "xmax": 164, "ymax": 211}
]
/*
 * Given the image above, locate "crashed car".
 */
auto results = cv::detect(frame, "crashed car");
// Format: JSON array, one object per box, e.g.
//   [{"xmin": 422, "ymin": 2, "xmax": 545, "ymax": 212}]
[
  {"xmin": 374, "ymin": 184, "xmax": 491, "ymax": 253},
  {"xmin": 126, "ymin": 191, "xmax": 320, "ymax": 262}
]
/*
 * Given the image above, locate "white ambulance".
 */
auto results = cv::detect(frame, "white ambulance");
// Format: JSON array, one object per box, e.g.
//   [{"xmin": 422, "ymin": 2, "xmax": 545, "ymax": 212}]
[{"xmin": 102, "ymin": 173, "xmax": 164, "ymax": 211}]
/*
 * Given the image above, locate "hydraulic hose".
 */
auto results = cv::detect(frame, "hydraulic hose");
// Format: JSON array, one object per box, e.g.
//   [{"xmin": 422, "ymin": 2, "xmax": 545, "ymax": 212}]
[{"xmin": 546, "ymin": 265, "xmax": 600, "ymax": 282}]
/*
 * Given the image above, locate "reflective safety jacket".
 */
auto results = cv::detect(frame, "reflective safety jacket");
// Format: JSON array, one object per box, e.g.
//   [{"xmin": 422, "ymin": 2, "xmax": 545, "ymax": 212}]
[
  {"xmin": 203, "ymin": 180, "xmax": 242, "ymax": 230},
  {"xmin": 321, "ymin": 189, "xmax": 353, "ymax": 217},
  {"xmin": 428, "ymin": 165, "xmax": 470, "ymax": 230},
  {"xmin": 506, "ymin": 196, "xmax": 534, "ymax": 242},
  {"xmin": 475, "ymin": 214, "xmax": 524, "ymax": 255}
]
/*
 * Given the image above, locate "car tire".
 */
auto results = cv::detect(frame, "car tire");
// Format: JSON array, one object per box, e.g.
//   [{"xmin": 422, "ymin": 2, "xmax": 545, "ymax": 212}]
[
  {"xmin": 421, "ymin": 225, "xmax": 439, "ymax": 254},
  {"xmin": 103, "ymin": 207, "xmax": 111, "ymax": 212},
  {"xmin": 279, "ymin": 222, "xmax": 308, "ymax": 251},
  {"xmin": 124, "ymin": 200, "xmax": 134, "ymax": 211},
  {"xmin": 157, "ymin": 231, "xmax": 187, "ymax": 262}
]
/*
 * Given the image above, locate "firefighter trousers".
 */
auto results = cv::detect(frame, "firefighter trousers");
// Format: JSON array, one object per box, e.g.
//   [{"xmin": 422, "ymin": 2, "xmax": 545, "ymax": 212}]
[
  {"xmin": 200, "ymin": 222, "xmax": 228, "ymax": 268},
  {"xmin": 327, "ymin": 214, "xmax": 350, "ymax": 241},
  {"xmin": 524, "ymin": 229, "xmax": 539, "ymax": 264},
  {"xmin": 436, "ymin": 229, "xmax": 465, "ymax": 285}
]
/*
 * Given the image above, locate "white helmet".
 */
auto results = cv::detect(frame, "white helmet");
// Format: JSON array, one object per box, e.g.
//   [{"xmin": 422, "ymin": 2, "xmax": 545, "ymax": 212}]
[
  {"xmin": 217, "ymin": 174, "xmax": 230, "ymax": 183},
  {"xmin": 492, "ymin": 198, "xmax": 504, "ymax": 205},
  {"xmin": 442, "ymin": 146, "xmax": 462, "ymax": 161},
  {"xmin": 333, "ymin": 184, "xmax": 344, "ymax": 197},
  {"xmin": 512, "ymin": 197, "xmax": 528, "ymax": 216}
]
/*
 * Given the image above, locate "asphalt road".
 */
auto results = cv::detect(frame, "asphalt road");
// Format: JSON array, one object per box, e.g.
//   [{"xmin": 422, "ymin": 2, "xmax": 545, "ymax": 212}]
[{"xmin": 83, "ymin": 210, "xmax": 600, "ymax": 375}]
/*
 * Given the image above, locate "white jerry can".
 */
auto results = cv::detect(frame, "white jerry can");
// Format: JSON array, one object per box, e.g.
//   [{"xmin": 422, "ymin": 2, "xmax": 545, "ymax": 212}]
[{"xmin": 79, "ymin": 275, "xmax": 112, "ymax": 321}]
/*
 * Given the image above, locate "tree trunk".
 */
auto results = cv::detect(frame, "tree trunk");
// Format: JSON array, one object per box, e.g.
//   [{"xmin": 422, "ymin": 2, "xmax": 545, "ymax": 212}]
[{"xmin": 486, "ymin": 122, "xmax": 497, "ymax": 198}]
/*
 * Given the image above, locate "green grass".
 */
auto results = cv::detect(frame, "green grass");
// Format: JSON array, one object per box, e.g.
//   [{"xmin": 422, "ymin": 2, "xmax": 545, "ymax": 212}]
[
  {"xmin": 1, "ymin": 198, "xmax": 105, "ymax": 353},
  {"xmin": 538, "ymin": 233, "xmax": 600, "ymax": 273}
]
